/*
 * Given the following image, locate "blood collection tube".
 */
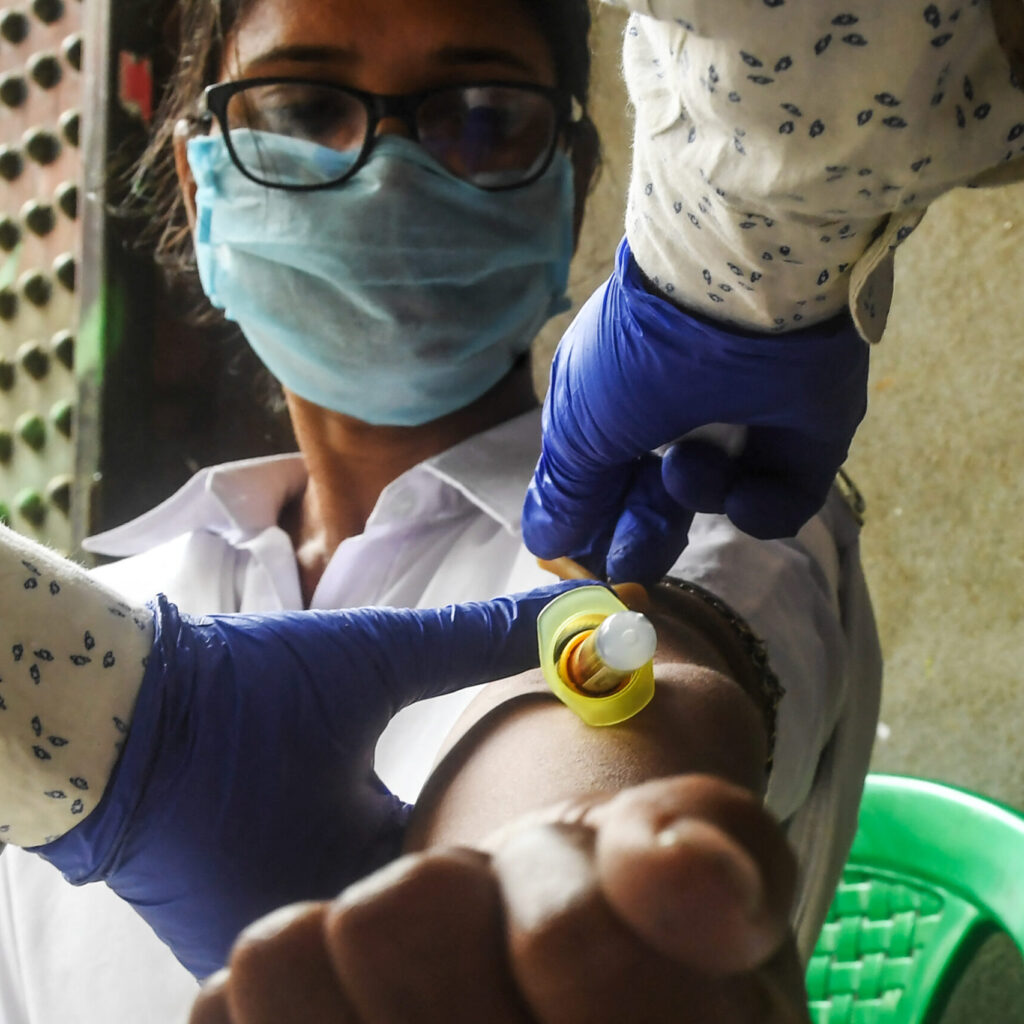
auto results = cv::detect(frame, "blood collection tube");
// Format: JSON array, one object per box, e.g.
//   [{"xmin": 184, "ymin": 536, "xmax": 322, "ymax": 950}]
[
  {"xmin": 537, "ymin": 585, "xmax": 658, "ymax": 727},
  {"xmin": 558, "ymin": 611, "xmax": 658, "ymax": 695}
]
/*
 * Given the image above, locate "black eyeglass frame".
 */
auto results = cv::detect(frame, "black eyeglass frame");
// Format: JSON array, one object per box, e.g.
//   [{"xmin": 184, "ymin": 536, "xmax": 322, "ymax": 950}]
[{"xmin": 197, "ymin": 77, "xmax": 579, "ymax": 193}]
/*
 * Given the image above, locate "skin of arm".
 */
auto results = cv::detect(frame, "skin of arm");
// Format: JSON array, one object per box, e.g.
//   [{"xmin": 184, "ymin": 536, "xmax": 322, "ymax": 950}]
[
  {"xmin": 405, "ymin": 582, "xmax": 771, "ymax": 851},
  {"xmin": 401, "ymin": 583, "xmax": 805, "ymax": 982}
]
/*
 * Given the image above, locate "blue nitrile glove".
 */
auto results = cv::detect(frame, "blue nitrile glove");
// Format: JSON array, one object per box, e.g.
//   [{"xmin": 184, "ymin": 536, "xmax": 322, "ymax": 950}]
[
  {"xmin": 29, "ymin": 581, "xmax": 585, "ymax": 980},
  {"xmin": 523, "ymin": 238, "xmax": 870, "ymax": 583}
]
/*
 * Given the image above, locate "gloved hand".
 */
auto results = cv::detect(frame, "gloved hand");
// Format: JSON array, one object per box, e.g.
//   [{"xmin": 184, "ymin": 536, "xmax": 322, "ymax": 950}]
[
  {"xmin": 523, "ymin": 238, "xmax": 869, "ymax": 583},
  {"xmin": 30, "ymin": 582, "xmax": 584, "ymax": 980}
]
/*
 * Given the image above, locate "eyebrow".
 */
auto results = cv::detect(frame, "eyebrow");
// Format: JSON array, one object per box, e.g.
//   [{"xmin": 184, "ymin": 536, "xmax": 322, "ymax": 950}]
[
  {"xmin": 433, "ymin": 45, "xmax": 536, "ymax": 74},
  {"xmin": 242, "ymin": 44, "xmax": 359, "ymax": 72},
  {"xmin": 242, "ymin": 43, "xmax": 537, "ymax": 76}
]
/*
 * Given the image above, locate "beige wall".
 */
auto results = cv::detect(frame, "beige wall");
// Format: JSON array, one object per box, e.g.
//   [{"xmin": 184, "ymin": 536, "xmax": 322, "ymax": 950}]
[
  {"xmin": 852, "ymin": 182, "xmax": 1024, "ymax": 803},
  {"xmin": 537, "ymin": 8, "xmax": 1024, "ymax": 1014}
]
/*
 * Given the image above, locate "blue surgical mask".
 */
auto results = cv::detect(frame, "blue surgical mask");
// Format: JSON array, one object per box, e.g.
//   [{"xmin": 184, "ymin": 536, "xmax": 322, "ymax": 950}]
[{"xmin": 187, "ymin": 131, "xmax": 574, "ymax": 425}]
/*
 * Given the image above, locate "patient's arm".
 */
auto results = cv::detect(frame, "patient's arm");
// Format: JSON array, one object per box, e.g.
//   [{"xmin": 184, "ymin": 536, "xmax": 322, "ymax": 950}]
[
  {"xmin": 189, "ymin": 585, "xmax": 811, "ymax": 1023},
  {"xmin": 406, "ymin": 581, "xmax": 772, "ymax": 852}
]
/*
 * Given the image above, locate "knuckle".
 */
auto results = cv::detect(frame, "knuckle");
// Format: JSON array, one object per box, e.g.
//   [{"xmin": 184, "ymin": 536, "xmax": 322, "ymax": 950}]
[
  {"xmin": 228, "ymin": 902, "xmax": 328, "ymax": 991},
  {"xmin": 188, "ymin": 971, "xmax": 232, "ymax": 1024},
  {"xmin": 327, "ymin": 849, "xmax": 495, "ymax": 960},
  {"xmin": 231, "ymin": 902, "xmax": 322, "ymax": 962}
]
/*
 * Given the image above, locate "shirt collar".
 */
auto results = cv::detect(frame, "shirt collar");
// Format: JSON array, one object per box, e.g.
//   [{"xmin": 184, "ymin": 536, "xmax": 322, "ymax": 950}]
[
  {"xmin": 83, "ymin": 410, "xmax": 541, "ymax": 557},
  {"xmin": 418, "ymin": 408, "xmax": 540, "ymax": 535}
]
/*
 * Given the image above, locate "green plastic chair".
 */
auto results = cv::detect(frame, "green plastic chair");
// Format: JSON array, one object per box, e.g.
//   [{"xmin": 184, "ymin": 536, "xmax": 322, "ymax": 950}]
[{"xmin": 807, "ymin": 774, "xmax": 1024, "ymax": 1024}]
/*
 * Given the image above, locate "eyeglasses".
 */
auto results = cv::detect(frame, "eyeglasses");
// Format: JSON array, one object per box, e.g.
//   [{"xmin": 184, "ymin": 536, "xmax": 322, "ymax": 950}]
[{"xmin": 198, "ymin": 77, "xmax": 577, "ymax": 192}]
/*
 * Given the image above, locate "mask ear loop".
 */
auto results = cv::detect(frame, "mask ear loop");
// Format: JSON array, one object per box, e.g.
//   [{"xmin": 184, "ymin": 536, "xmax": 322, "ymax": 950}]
[
  {"xmin": 175, "ymin": 109, "xmax": 214, "ymax": 140},
  {"xmin": 176, "ymin": 81, "xmax": 217, "ymax": 147}
]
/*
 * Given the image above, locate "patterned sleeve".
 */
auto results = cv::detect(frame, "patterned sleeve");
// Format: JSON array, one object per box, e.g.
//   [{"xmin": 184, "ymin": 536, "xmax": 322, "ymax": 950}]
[
  {"xmin": 0, "ymin": 527, "xmax": 153, "ymax": 849},
  {"xmin": 610, "ymin": 0, "xmax": 1024, "ymax": 340},
  {"xmin": 599, "ymin": 0, "xmax": 730, "ymax": 35}
]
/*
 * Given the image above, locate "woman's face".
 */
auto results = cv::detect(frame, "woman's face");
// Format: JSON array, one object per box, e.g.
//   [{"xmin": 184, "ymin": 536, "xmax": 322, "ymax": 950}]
[
  {"xmin": 172, "ymin": 0, "xmax": 579, "ymax": 430},
  {"xmin": 222, "ymin": 0, "xmax": 557, "ymax": 96},
  {"xmin": 176, "ymin": 0, "xmax": 564, "ymax": 232}
]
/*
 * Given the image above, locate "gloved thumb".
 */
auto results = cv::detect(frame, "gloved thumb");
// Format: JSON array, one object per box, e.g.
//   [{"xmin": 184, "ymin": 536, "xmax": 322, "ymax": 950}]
[
  {"xmin": 196, "ymin": 578, "xmax": 595, "ymax": 732},
  {"xmin": 604, "ymin": 455, "xmax": 695, "ymax": 585},
  {"xmin": 522, "ymin": 452, "xmax": 631, "ymax": 564}
]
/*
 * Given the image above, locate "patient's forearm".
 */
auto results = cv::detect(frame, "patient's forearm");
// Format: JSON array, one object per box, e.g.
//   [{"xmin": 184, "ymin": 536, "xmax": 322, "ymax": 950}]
[{"xmin": 406, "ymin": 587, "xmax": 771, "ymax": 852}]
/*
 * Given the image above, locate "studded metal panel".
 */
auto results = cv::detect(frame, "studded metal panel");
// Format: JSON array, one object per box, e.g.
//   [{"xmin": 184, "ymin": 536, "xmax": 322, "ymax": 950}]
[
  {"xmin": 4, "ymin": 0, "xmax": 295, "ymax": 555},
  {"xmin": 0, "ymin": 0, "xmax": 81, "ymax": 549}
]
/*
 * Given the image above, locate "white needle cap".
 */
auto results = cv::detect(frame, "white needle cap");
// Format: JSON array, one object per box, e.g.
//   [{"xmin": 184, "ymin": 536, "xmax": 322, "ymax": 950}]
[{"xmin": 593, "ymin": 611, "xmax": 657, "ymax": 672}]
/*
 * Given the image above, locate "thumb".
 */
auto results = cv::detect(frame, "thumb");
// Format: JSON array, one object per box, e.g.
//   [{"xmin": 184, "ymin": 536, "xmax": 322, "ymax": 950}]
[
  {"xmin": 522, "ymin": 452, "xmax": 632, "ymax": 565},
  {"xmin": 336, "ymin": 579, "xmax": 599, "ymax": 711},
  {"xmin": 592, "ymin": 776, "xmax": 796, "ymax": 976}
]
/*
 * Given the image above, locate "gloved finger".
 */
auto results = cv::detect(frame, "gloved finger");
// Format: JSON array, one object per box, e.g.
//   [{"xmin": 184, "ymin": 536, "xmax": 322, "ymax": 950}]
[
  {"xmin": 359, "ymin": 578, "xmax": 599, "ymax": 708},
  {"xmin": 38, "ymin": 582, "xmax": 596, "ymax": 981},
  {"xmin": 604, "ymin": 455, "xmax": 695, "ymax": 585},
  {"xmin": 204, "ymin": 577, "xmax": 594, "ymax": 721},
  {"xmin": 223, "ymin": 903, "xmax": 358, "ymax": 1024},
  {"xmin": 589, "ymin": 776, "xmax": 796, "ymax": 976},
  {"xmin": 724, "ymin": 473, "xmax": 831, "ymax": 540},
  {"xmin": 326, "ymin": 849, "xmax": 533, "ymax": 1024},
  {"xmin": 521, "ymin": 454, "xmax": 631, "ymax": 564},
  {"xmin": 724, "ymin": 427, "xmax": 843, "ymax": 539},
  {"xmin": 661, "ymin": 438, "xmax": 737, "ymax": 514}
]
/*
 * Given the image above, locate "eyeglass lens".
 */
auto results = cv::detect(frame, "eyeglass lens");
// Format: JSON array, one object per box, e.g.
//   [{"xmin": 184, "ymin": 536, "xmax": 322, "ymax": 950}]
[
  {"xmin": 416, "ymin": 86, "xmax": 558, "ymax": 189},
  {"xmin": 222, "ymin": 82, "xmax": 558, "ymax": 189}
]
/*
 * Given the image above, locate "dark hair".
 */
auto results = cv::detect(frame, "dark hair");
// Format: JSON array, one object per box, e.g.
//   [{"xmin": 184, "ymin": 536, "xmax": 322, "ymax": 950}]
[{"xmin": 137, "ymin": 0, "xmax": 600, "ymax": 281}]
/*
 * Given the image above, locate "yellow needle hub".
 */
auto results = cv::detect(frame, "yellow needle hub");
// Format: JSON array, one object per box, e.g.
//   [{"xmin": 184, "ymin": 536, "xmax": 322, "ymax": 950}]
[{"xmin": 537, "ymin": 585, "xmax": 656, "ymax": 727}]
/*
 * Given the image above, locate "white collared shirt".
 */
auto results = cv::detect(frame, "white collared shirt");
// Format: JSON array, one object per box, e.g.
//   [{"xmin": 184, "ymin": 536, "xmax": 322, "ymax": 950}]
[{"xmin": 0, "ymin": 410, "xmax": 880, "ymax": 1023}]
